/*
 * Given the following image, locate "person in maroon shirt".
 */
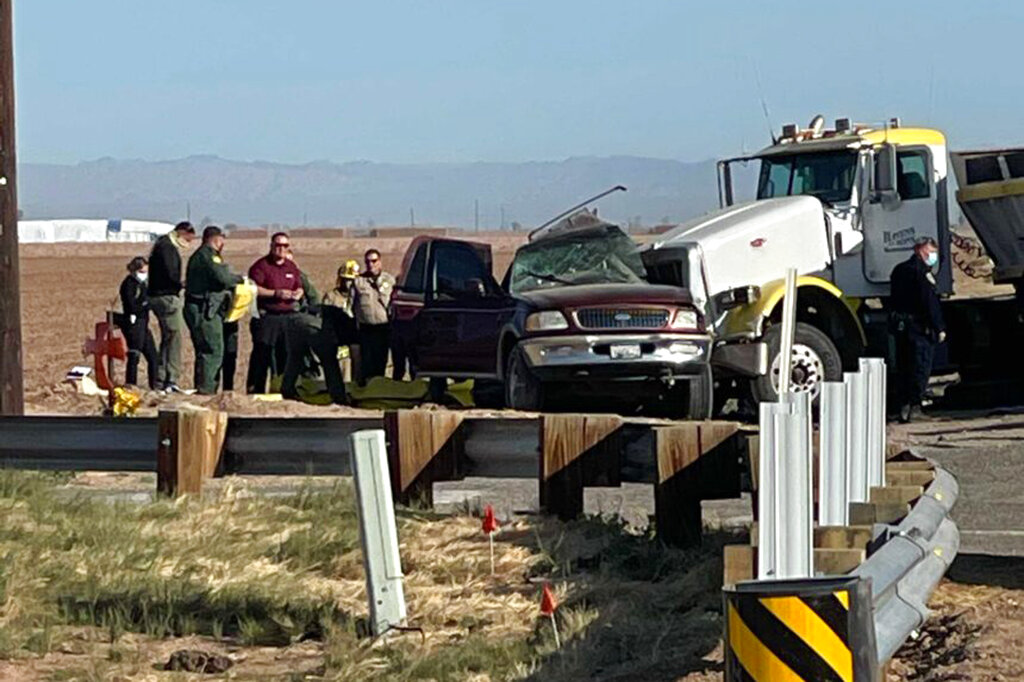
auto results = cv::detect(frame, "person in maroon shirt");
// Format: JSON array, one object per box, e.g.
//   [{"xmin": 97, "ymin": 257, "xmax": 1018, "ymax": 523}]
[{"xmin": 245, "ymin": 232, "xmax": 306, "ymax": 397}]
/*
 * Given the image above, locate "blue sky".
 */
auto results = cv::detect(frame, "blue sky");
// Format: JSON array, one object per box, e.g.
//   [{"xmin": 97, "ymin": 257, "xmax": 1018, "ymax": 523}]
[{"xmin": 14, "ymin": 1, "xmax": 1024, "ymax": 165}]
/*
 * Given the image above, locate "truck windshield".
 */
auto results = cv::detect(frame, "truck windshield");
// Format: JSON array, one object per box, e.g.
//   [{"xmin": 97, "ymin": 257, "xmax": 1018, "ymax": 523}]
[
  {"xmin": 757, "ymin": 150, "xmax": 858, "ymax": 204},
  {"xmin": 509, "ymin": 227, "xmax": 646, "ymax": 294}
]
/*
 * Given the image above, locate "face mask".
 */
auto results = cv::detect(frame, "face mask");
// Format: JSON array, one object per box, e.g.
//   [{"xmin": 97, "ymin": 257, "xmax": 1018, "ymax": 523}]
[
  {"xmin": 925, "ymin": 251, "xmax": 939, "ymax": 268},
  {"xmin": 135, "ymin": 271, "xmax": 149, "ymax": 283}
]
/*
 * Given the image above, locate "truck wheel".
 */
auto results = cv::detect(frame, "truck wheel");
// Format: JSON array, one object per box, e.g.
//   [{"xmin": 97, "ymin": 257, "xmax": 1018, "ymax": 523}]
[
  {"xmin": 504, "ymin": 346, "xmax": 544, "ymax": 411},
  {"xmin": 751, "ymin": 322, "xmax": 842, "ymax": 403}
]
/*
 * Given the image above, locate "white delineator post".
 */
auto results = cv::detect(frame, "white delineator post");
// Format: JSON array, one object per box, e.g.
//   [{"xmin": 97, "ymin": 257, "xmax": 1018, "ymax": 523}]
[
  {"xmin": 845, "ymin": 370, "xmax": 870, "ymax": 503},
  {"xmin": 819, "ymin": 381, "xmax": 850, "ymax": 526},
  {"xmin": 758, "ymin": 392, "xmax": 814, "ymax": 580},
  {"xmin": 860, "ymin": 358, "xmax": 888, "ymax": 490},
  {"xmin": 758, "ymin": 267, "xmax": 813, "ymax": 580},
  {"xmin": 350, "ymin": 429, "xmax": 407, "ymax": 636},
  {"xmin": 757, "ymin": 401, "xmax": 779, "ymax": 578}
]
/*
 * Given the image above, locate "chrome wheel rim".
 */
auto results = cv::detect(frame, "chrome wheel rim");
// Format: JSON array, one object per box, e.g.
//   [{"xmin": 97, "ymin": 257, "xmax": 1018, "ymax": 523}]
[{"xmin": 770, "ymin": 343, "xmax": 825, "ymax": 399}]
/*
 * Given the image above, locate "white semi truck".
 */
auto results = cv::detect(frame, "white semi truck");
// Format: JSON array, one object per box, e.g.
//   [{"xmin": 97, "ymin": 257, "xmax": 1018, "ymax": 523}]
[{"xmin": 641, "ymin": 115, "xmax": 1017, "ymax": 407}]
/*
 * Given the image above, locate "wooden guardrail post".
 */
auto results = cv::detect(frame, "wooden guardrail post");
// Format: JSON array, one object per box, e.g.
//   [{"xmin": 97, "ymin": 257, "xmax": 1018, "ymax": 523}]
[
  {"xmin": 656, "ymin": 421, "xmax": 741, "ymax": 547},
  {"xmin": 384, "ymin": 410, "xmax": 465, "ymax": 506},
  {"xmin": 156, "ymin": 408, "xmax": 228, "ymax": 496},
  {"xmin": 539, "ymin": 414, "xmax": 623, "ymax": 520}
]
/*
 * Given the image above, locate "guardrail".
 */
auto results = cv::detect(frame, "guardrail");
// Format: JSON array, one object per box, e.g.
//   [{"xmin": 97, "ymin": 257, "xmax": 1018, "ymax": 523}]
[
  {"xmin": 0, "ymin": 409, "xmax": 752, "ymax": 548},
  {"xmin": 854, "ymin": 458, "xmax": 960, "ymax": 667},
  {"xmin": 726, "ymin": 350, "xmax": 961, "ymax": 680}
]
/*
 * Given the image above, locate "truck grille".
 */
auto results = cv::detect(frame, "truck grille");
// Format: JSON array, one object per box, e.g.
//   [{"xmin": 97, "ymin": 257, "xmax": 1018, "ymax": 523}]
[{"xmin": 575, "ymin": 308, "xmax": 670, "ymax": 330}]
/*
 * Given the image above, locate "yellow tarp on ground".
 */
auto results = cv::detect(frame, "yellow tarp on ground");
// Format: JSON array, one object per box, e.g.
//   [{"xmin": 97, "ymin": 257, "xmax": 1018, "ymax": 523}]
[{"xmin": 265, "ymin": 375, "xmax": 476, "ymax": 408}]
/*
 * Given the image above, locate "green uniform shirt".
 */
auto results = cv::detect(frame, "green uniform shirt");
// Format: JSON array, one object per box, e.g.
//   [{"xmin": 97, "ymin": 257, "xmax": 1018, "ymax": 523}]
[{"xmin": 185, "ymin": 244, "xmax": 242, "ymax": 297}]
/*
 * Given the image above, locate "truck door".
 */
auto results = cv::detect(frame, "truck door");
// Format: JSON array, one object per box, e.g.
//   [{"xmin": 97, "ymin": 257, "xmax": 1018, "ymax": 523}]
[
  {"xmin": 415, "ymin": 240, "xmax": 514, "ymax": 377},
  {"xmin": 861, "ymin": 147, "xmax": 939, "ymax": 284}
]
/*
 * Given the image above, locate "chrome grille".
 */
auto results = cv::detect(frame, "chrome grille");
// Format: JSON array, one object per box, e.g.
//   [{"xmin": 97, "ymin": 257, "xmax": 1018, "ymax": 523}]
[{"xmin": 575, "ymin": 308, "xmax": 670, "ymax": 330}]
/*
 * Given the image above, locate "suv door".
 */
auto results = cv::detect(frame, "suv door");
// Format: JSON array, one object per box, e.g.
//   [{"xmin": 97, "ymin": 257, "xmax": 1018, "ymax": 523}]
[
  {"xmin": 415, "ymin": 240, "xmax": 515, "ymax": 377},
  {"xmin": 390, "ymin": 240, "xmax": 430, "ymax": 375}
]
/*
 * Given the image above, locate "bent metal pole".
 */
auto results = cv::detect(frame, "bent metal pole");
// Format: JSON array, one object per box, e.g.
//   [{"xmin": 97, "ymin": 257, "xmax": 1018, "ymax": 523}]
[{"xmin": 777, "ymin": 268, "xmax": 798, "ymax": 395}]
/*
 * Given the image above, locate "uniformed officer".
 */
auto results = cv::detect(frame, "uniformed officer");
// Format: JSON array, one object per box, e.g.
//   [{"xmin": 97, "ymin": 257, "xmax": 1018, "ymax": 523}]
[
  {"xmin": 889, "ymin": 237, "xmax": 947, "ymax": 423},
  {"xmin": 353, "ymin": 248, "xmax": 396, "ymax": 379},
  {"xmin": 184, "ymin": 226, "xmax": 244, "ymax": 394}
]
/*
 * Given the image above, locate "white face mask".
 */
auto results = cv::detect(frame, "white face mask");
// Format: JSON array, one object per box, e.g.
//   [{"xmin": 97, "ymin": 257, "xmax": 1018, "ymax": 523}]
[
  {"xmin": 925, "ymin": 251, "xmax": 939, "ymax": 268},
  {"xmin": 135, "ymin": 271, "xmax": 149, "ymax": 283}
]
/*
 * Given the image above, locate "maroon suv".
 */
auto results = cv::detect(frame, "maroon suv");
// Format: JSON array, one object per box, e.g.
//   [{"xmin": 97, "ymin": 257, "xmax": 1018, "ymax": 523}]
[{"xmin": 390, "ymin": 214, "xmax": 713, "ymax": 416}]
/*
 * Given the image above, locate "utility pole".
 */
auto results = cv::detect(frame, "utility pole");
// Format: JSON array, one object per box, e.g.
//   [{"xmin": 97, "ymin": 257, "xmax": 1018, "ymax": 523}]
[
  {"xmin": 0, "ymin": 0, "xmax": 22, "ymax": 415},
  {"xmin": 500, "ymin": 204, "xmax": 506, "ymax": 230},
  {"xmin": 186, "ymin": 200, "xmax": 191, "ymax": 222},
  {"xmin": 409, "ymin": 208, "xmax": 415, "ymax": 227}
]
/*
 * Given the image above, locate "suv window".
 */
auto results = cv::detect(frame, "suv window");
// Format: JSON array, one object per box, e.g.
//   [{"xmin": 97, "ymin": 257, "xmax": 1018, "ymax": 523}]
[
  {"xmin": 432, "ymin": 242, "xmax": 495, "ymax": 301},
  {"xmin": 402, "ymin": 243, "xmax": 428, "ymax": 294},
  {"xmin": 897, "ymin": 150, "xmax": 930, "ymax": 200}
]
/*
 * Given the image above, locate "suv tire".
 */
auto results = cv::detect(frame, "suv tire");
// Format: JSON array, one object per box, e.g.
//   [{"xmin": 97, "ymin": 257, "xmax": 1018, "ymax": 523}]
[
  {"xmin": 504, "ymin": 346, "xmax": 544, "ymax": 411},
  {"xmin": 684, "ymin": 365, "xmax": 714, "ymax": 419}
]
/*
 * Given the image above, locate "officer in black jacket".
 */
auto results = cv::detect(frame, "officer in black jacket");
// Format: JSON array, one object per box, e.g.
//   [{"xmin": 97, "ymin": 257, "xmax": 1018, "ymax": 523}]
[
  {"xmin": 890, "ymin": 237, "xmax": 946, "ymax": 422},
  {"xmin": 118, "ymin": 256, "xmax": 159, "ymax": 389},
  {"xmin": 147, "ymin": 221, "xmax": 196, "ymax": 392}
]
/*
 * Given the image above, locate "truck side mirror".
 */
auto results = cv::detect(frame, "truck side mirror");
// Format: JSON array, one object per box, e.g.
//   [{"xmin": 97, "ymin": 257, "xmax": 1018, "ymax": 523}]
[{"xmin": 873, "ymin": 144, "xmax": 901, "ymax": 208}]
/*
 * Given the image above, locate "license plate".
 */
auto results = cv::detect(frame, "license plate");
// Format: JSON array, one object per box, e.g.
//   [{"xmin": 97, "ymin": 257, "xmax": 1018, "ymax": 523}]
[{"xmin": 609, "ymin": 344, "xmax": 642, "ymax": 360}]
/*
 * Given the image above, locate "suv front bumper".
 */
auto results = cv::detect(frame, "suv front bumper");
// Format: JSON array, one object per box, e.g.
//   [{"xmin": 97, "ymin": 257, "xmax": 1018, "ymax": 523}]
[{"xmin": 518, "ymin": 333, "xmax": 711, "ymax": 380}]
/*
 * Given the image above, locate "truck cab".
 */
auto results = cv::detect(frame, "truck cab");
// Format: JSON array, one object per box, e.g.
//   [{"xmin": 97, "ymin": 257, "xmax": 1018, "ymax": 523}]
[{"xmin": 643, "ymin": 116, "xmax": 951, "ymax": 403}]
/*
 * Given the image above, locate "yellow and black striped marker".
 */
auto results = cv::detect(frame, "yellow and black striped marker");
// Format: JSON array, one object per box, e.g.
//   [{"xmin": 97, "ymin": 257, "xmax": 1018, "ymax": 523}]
[{"xmin": 724, "ymin": 577, "xmax": 877, "ymax": 682}]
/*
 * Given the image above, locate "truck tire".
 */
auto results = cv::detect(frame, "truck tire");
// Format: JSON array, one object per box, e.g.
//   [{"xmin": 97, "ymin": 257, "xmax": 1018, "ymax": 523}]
[
  {"xmin": 751, "ymin": 322, "xmax": 842, "ymax": 403},
  {"xmin": 504, "ymin": 346, "xmax": 544, "ymax": 411}
]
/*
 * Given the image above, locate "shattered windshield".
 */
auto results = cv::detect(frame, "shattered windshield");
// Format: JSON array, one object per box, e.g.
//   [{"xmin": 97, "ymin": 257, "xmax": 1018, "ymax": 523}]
[
  {"xmin": 757, "ymin": 150, "xmax": 857, "ymax": 204},
  {"xmin": 509, "ymin": 227, "xmax": 647, "ymax": 294}
]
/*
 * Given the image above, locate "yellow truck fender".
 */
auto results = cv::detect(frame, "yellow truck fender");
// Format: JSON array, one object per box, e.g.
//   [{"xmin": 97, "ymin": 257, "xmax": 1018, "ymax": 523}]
[{"xmin": 721, "ymin": 276, "xmax": 866, "ymax": 346}]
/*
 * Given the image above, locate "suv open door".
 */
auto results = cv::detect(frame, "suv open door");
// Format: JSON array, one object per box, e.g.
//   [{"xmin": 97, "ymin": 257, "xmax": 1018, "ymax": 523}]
[{"xmin": 391, "ymin": 238, "xmax": 516, "ymax": 379}]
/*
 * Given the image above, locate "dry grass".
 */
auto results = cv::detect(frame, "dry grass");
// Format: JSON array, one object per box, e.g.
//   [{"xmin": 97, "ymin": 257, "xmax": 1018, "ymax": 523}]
[{"xmin": 0, "ymin": 471, "xmax": 729, "ymax": 680}]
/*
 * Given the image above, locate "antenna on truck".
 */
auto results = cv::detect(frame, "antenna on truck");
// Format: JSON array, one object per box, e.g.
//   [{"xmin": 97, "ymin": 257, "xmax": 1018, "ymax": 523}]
[
  {"xmin": 529, "ymin": 185, "xmax": 627, "ymax": 240},
  {"xmin": 752, "ymin": 61, "xmax": 778, "ymax": 145}
]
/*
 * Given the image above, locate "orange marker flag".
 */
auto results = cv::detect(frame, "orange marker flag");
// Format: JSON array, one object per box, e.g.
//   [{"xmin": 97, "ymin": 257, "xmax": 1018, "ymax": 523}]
[
  {"xmin": 482, "ymin": 504, "xmax": 499, "ymax": 574},
  {"xmin": 482, "ymin": 505, "xmax": 499, "ymax": 534},
  {"xmin": 540, "ymin": 583, "xmax": 558, "ymax": 615},
  {"xmin": 540, "ymin": 583, "xmax": 561, "ymax": 647}
]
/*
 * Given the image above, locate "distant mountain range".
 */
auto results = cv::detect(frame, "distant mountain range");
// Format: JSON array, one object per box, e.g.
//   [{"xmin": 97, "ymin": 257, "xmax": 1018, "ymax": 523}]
[{"xmin": 18, "ymin": 155, "xmax": 723, "ymax": 229}]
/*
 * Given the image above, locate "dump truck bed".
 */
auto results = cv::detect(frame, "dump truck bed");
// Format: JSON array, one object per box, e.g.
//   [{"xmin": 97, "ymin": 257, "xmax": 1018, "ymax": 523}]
[{"xmin": 951, "ymin": 149, "xmax": 1024, "ymax": 283}]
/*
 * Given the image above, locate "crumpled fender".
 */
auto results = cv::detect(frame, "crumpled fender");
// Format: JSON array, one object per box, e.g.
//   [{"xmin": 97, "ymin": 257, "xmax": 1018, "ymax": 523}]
[{"xmin": 719, "ymin": 275, "xmax": 864, "ymax": 342}]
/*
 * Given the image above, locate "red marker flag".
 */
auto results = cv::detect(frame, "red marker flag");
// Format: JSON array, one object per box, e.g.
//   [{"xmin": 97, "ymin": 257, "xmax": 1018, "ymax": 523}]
[
  {"xmin": 482, "ymin": 505, "xmax": 500, "ymax": 534},
  {"xmin": 540, "ymin": 583, "xmax": 558, "ymax": 616}
]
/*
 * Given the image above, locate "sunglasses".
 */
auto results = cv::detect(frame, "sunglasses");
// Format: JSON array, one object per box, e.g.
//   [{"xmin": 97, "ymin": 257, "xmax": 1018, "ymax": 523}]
[{"xmin": 272, "ymin": 242, "xmax": 290, "ymax": 248}]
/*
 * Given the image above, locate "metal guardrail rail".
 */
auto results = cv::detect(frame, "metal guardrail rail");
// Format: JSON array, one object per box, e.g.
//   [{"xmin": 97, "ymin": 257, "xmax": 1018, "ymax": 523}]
[
  {"xmin": 853, "ymin": 458, "xmax": 961, "ymax": 667},
  {"xmin": 0, "ymin": 415, "xmax": 670, "ymax": 483}
]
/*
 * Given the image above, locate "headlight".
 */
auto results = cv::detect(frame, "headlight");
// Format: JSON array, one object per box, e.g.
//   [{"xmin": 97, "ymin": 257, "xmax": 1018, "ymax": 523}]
[
  {"xmin": 525, "ymin": 310, "xmax": 569, "ymax": 332},
  {"xmin": 669, "ymin": 308, "xmax": 700, "ymax": 330}
]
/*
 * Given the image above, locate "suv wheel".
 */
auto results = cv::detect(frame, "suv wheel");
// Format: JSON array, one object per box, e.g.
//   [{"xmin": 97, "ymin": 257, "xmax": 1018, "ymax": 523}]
[
  {"xmin": 504, "ymin": 346, "xmax": 544, "ymax": 411},
  {"xmin": 665, "ymin": 366, "xmax": 713, "ymax": 420}
]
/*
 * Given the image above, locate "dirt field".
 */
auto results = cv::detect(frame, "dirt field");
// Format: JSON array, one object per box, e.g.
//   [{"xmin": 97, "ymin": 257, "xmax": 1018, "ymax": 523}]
[{"xmin": 18, "ymin": 232, "xmax": 526, "ymax": 413}]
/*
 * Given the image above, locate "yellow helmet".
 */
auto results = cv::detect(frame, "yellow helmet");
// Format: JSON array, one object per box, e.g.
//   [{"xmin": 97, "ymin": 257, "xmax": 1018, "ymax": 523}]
[{"xmin": 339, "ymin": 259, "xmax": 360, "ymax": 280}]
